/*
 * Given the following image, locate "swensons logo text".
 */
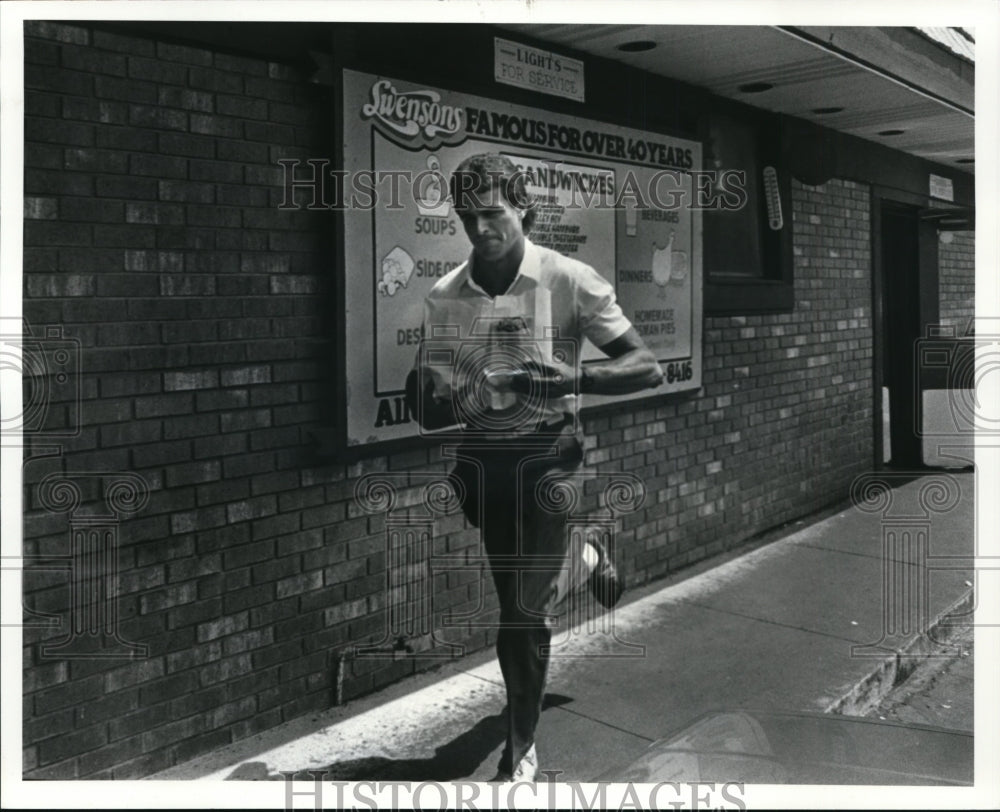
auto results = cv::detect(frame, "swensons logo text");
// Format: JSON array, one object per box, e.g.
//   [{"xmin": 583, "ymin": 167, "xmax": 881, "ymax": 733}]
[{"xmin": 361, "ymin": 80, "xmax": 465, "ymax": 141}]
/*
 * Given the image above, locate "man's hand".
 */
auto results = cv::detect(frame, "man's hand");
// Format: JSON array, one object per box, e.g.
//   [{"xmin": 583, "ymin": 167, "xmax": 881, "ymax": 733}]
[
  {"xmin": 405, "ymin": 368, "xmax": 456, "ymax": 431},
  {"xmin": 497, "ymin": 326, "xmax": 665, "ymax": 400},
  {"xmin": 506, "ymin": 358, "xmax": 579, "ymax": 398}
]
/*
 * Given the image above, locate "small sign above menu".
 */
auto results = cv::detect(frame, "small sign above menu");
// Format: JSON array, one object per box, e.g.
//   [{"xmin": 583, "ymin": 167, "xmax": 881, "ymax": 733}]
[{"xmin": 494, "ymin": 36, "xmax": 585, "ymax": 102}]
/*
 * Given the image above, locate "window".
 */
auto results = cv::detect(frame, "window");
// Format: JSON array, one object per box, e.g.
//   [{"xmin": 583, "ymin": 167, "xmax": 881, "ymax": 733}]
[{"xmin": 702, "ymin": 106, "xmax": 793, "ymax": 315}]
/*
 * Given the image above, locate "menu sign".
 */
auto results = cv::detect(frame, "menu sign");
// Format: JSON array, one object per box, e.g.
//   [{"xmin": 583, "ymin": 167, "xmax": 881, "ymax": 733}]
[{"xmin": 343, "ymin": 68, "xmax": 702, "ymax": 446}]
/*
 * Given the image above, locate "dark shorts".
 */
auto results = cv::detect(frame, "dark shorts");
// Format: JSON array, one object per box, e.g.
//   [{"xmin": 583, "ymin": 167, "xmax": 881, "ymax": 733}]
[{"xmin": 448, "ymin": 422, "xmax": 583, "ymax": 531}]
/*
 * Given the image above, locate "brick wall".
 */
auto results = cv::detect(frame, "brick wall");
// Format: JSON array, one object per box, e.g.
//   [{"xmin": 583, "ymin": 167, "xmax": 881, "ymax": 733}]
[
  {"xmin": 938, "ymin": 230, "xmax": 975, "ymax": 333},
  {"xmin": 21, "ymin": 21, "xmax": 349, "ymax": 779},
  {"xmin": 581, "ymin": 178, "xmax": 874, "ymax": 580},
  {"xmin": 21, "ymin": 21, "xmax": 874, "ymax": 779}
]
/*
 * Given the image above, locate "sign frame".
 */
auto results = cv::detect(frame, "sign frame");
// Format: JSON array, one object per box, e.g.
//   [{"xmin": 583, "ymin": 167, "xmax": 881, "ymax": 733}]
[
  {"xmin": 494, "ymin": 36, "xmax": 585, "ymax": 102},
  {"xmin": 340, "ymin": 67, "xmax": 704, "ymax": 451},
  {"xmin": 929, "ymin": 173, "xmax": 955, "ymax": 202}
]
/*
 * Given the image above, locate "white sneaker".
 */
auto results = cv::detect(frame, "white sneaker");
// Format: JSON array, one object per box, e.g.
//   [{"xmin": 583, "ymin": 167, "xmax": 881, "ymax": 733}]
[
  {"xmin": 510, "ymin": 744, "xmax": 538, "ymax": 782},
  {"xmin": 490, "ymin": 744, "xmax": 538, "ymax": 783}
]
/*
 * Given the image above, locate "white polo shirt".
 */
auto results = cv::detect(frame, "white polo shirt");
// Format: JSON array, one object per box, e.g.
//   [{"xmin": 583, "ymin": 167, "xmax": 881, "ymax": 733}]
[{"xmin": 419, "ymin": 238, "xmax": 632, "ymax": 430}]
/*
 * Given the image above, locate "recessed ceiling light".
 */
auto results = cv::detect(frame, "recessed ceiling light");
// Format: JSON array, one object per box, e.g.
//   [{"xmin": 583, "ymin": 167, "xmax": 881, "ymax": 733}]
[
  {"xmin": 956, "ymin": 158, "xmax": 974, "ymax": 164},
  {"xmin": 738, "ymin": 82, "xmax": 773, "ymax": 93},
  {"xmin": 811, "ymin": 106, "xmax": 844, "ymax": 115},
  {"xmin": 617, "ymin": 40, "xmax": 656, "ymax": 53},
  {"xmin": 877, "ymin": 129, "xmax": 905, "ymax": 136}
]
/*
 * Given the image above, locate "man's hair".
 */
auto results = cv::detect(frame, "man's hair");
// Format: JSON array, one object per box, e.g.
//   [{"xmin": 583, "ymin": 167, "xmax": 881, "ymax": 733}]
[{"xmin": 449, "ymin": 153, "xmax": 537, "ymax": 233}]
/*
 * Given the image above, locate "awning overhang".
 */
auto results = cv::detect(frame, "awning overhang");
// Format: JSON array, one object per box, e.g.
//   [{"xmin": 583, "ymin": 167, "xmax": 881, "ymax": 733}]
[{"xmin": 497, "ymin": 24, "xmax": 975, "ymax": 174}]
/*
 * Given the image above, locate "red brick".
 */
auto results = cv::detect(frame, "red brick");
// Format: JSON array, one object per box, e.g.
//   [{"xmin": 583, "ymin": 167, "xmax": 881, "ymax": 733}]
[
  {"xmin": 158, "ymin": 179, "xmax": 215, "ymax": 204},
  {"xmin": 78, "ymin": 735, "xmax": 145, "ymax": 777},
  {"xmin": 31, "ymin": 673, "xmax": 105, "ymax": 713},
  {"xmin": 25, "ymin": 64, "xmax": 93, "ymax": 96},
  {"xmin": 127, "ymin": 54, "xmax": 186, "ymax": 84},
  {"xmin": 158, "ymin": 86, "xmax": 213, "ymax": 112},
  {"xmin": 25, "ymin": 21, "xmax": 89, "ymax": 44},
  {"xmin": 24, "ymin": 757, "xmax": 80, "ymax": 780},
  {"xmin": 166, "ymin": 597, "xmax": 224, "ymax": 630},
  {"xmin": 138, "ymin": 671, "xmax": 199, "ymax": 706},
  {"xmin": 24, "ymin": 220, "xmax": 91, "ymax": 247},
  {"xmin": 23, "ymin": 707, "xmax": 75, "ymax": 745},
  {"xmin": 75, "ymin": 688, "xmax": 140, "ymax": 725},
  {"xmin": 169, "ymin": 684, "xmax": 227, "ymax": 718},
  {"xmin": 169, "ymin": 728, "xmax": 233, "ymax": 766},
  {"xmin": 37, "ymin": 723, "xmax": 108, "ymax": 766},
  {"xmin": 190, "ymin": 114, "xmax": 242, "ymax": 138},
  {"xmin": 140, "ymin": 714, "xmax": 206, "ymax": 752},
  {"xmin": 196, "ymin": 612, "xmax": 249, "ymax": 642},
  {"xmin": 198, "ymin": 653, "xmax": 253, "ymax": 686},
  {"xmin": 231, "ymin": 708, "xmax": 283, "ymax": 742},
  {"xmin": 223, "ymin": 584, "xmax": 274, "ymax": 614},
  {"xmin": 111, "ymin": 749, "xmax": 172, "ymax": 779},
  {"xmin": 156, "ymin": 40, "xmax": 213, "ymax": 65},
  {"xmin": 61, "ymin": 43, "xmax": 127, "ymax": 75},
  {"xmin": 93, "ymin": 74, "xmax": 157, "ymax": 103},
  {"xmin": 222, "ymin": 627, "xmax": 274, "ymax": 656},
  {"xmin": 26, "ymin": 116, "xmax": 95, "ymax": 147},
  {"xmin": 188, "ymin": 66, "xmax": 243, "ymax": 93}
]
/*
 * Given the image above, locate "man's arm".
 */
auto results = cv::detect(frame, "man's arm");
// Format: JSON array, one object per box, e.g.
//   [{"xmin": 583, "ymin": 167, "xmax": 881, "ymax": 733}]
[
  {"xmin": 511, "ymin": 326, "xmax": 664, "ymax": 398},
  {"xmin": 582, "ymin": 326, "xmax": 664, "ymax": 395}
]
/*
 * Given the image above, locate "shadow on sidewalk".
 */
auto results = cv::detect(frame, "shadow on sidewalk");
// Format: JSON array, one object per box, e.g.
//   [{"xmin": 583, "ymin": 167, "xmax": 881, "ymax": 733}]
[{"xmin": 223, "ymin": 694, "xmax": 574, "ymax": 781}]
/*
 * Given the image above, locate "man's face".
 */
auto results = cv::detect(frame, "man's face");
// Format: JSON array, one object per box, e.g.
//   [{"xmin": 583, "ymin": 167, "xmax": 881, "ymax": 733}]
[{"xmin": 456, "ymin": 189, "xmax": 525, "ymax": 263}]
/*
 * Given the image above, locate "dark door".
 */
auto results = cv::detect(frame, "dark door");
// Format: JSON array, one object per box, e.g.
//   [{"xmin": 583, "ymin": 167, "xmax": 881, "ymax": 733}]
[{"xmin": 880, "ymin": 203, "xmax": 923, "ymax": 468}]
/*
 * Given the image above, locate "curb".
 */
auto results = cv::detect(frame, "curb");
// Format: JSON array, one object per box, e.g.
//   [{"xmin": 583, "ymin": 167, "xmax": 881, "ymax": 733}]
[{"xmin": 823, "ymin": 588, "xmax": 975, "ymax": 717}]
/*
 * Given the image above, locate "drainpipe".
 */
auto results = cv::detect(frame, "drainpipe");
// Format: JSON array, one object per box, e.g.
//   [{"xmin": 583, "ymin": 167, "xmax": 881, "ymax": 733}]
[{"xmin": 332, "ymin": 636, "xmax": 414, "ymax": 706}]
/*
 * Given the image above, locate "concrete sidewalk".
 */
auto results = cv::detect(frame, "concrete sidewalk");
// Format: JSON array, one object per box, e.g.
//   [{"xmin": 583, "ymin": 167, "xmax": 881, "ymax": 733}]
[{"xmin": 152, "ymin": 472, "xmax": 976, "ymax": 782}]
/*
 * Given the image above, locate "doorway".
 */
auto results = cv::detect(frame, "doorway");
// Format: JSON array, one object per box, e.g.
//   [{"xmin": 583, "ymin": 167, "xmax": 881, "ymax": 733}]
[{"xmin": 877, "ymin": 202, "xmax": 923, "ymax": 469}]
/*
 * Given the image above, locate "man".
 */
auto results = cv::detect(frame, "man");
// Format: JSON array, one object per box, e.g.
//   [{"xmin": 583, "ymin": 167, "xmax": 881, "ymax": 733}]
[{"xmin": 406, "ymin": 153, "xmax": 663, "ymax": 782}]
